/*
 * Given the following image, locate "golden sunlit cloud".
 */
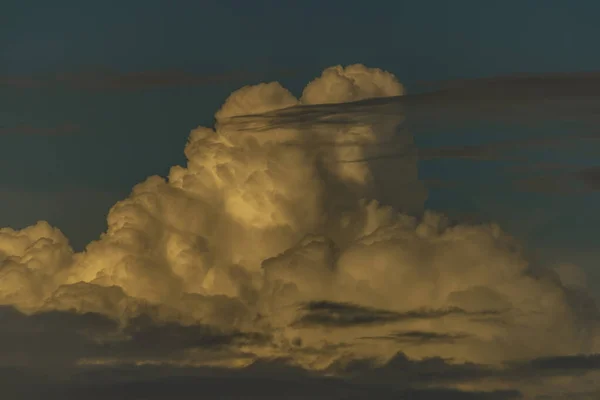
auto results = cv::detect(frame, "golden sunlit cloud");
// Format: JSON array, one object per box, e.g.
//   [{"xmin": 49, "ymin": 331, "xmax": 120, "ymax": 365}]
[{"xmin": 0, "ymin": 64, "xmax": 598, "ymax": 398}]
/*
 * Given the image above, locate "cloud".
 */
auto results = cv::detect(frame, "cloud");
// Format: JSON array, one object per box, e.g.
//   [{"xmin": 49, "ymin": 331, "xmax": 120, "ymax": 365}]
[
  {"xmin": 0, "ymin": 123, "xmax": 79, "ymax": 136},
  {"xmin": 508, "ymin": 164, "xmax": 600, "ymax": 194},
  {"xmin": 374, "ymin": 156, "xmax": 600, "ymax": 196},
  {"xmin": 0, "ymin": 304, "xmax": 268, "ymax": 372},
  {"xmin": 575, "ymin": 166, "xmax": 600, "ymax": 190},
  {"xmin": 0, "ymin": 68, "xmax": 298, "ymax": 91},
  {"xmin": 0, "ymin": 64, "xmax": 599, "ymax": 397},
  {"xmin": 0, "ymin": 305, "xmax": 522, "ymax": 399},
  {"xmin": 360, "ymin": 330, "xmax": 472, "ymax": 345},
  {"xmin": 414, "ymin": 70, "xmax": 600, "ymax": 92},
  {"xmin": 0, "ymin": 76, "xmax": 40, "ymax": 89},
  {"xmin": 0, "ymin": 305, "xmax": 117, "ymax": 370},
  {"xmin": 0, "ymin": 362, "xmax": 523, "ymax": 400},
  {"xmin": 525, "ymin": 353, "xmax": 600, "ymax": 371},
  {"xmin": 336, "ymin": 351, "xmax": 600, "ymax": 399},
  {"xmin": 223, "ymin": 70, "xmax": 600, "ymax": 132},
  {"xmin": 293, "ymin": 301, "xmax": 501, "ymax": 328},
  {"xmin": 331, "ymin": 133, "xmax": 599, "ymax": 165}
]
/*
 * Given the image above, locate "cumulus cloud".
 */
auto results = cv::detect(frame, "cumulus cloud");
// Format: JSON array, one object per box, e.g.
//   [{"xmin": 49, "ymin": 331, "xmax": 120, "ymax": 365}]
[{"xmin": 0, "ymin": 64, "xmax": 599, "ymax": 398}]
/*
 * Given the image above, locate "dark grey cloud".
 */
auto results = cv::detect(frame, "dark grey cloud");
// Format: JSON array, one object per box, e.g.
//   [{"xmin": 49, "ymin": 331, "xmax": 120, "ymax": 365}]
[
  {"xmin": 3, "ymin": 305, "xmax": 600, "ymax": 399},
  {"xmin": 360, "ymin": 330, "xmax": 472, "ymax": 345},
  {"xmin": 336, "ymin": 351, "xmax": 600, "ymax": 398},
  {"xmin": 0, "ymin": 68, "xmax": 298, "ymax": 91},
  {"xmin": 224, "ymin": 71, "xmax": 600, "ymax": 132},
  {"xmin": 293, "ymin": 301, "xmax": 501, "ymax": 328},
  {"xmin": 0, "ymin": 123, "xmax": 79, "ymax": 136},
  {"xmin": 373, "ymin": 159, "xmax": 600, "ymax": 195},
  {"xmin": 509, "ymin": 164, "xmax": 600, "ymax": 194},
  {"xmin": 0, "ymin": 306, "xmax": 264, "ymax": 369},
  {"xmin": 575, "ymin": 166, "xmax": 600, "ymax": 191},
  {"xmin": 414, "ymin": 71, "xmax": 600, "ymax": 93},
  {"xmin": 525, "ymin": 353, "xmax": 600, "ymax": 372},
  {"xmin": 336, "ymin": 352, "xmax": 493, "ymax": 385},
  {"xmin": 0, "ymin": 306, "xmax": 117, "ymax": 369},
  {"xmin": 511, "ymin": 175, "xmax": 579, "ymax": 195},
  {"xmin": 97, "ymin": 315, "xmax": 270, "ymax": 362},
  {"xmin": 0, "ymin": 362, "xmax": 522, "ymax": 400},
  {"xmin": 331, "ymin": 133, "xmax": 599, "ymax": 165}
]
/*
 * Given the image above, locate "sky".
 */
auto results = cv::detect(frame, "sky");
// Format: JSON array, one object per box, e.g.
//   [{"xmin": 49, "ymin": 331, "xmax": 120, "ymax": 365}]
[{"xmin": 1, "ymin": 1, "xmax": 600, "ymax": 399}]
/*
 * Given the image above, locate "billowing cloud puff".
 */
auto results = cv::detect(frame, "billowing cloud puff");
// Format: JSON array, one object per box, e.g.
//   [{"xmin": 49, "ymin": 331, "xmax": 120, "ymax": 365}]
[
  {"xmin": 0, "ymin": 64, "xmax": 598, "ymax": 398},
  {"xmin": 300, "ymin": 64, "xmax": 405, "ymax": 105},
  {"xmin": 0, "ymin": 221, "xmax": 73, "ymax": 311}
]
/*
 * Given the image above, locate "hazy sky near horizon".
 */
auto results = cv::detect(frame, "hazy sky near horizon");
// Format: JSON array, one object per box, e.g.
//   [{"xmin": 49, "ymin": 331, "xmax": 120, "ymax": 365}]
[{"xmin": 2, "ymin": 1, "xmax": 600, "ymax": 399}]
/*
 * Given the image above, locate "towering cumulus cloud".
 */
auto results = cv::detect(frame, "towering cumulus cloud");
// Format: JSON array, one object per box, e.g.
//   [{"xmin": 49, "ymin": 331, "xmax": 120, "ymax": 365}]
[{"xmin": 0, "ymin": 65, "xmax": 598, "ymax": 397}]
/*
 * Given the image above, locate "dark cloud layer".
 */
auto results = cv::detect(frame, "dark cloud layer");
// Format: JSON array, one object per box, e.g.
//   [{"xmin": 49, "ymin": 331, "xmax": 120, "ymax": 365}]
[
  {"xmin": 0, "ymin": 68, "xmax": 298, "ymax": 91},
  {"xmin": 2, "ymin": 305, "xmax": 600, "ymax": 398},
  {"xmin": 509, "ymin": 164, "xmax": 600, "ymax": 194},
  {"xmin": 526, "ymin": 353, "xmax": 600, "ymax": 371},
  {"xmin": 0, "ymin": 306, "xmax": 264, "ymax": 370},
  {"xmin": 576, "ymin": 166, "xmax": 600, "ymax": 190},
  {"xmin": 220, "ymin": 71, "xmax": 600, "ymax": 199},
  {"xmin": 1, "ymin": 367, "xmax": 522, "ymax": 400},
  {"xmin": 360, "ymin": 330, "xmax": 472, "ymax": 345},
  {"xmin": 294, "ymin": 301, "xmax": 501, "ymax": 328},
  {"xmin": 0, "ymin": 123, "xmax": 79, "ymax": 136},
  {"xmin": 225, "ymin": 71, "xmax": 600, "ymax": 131},
  {"xmin": 397, "ymin": 134, "xmax": 596, "ymax": 162}
]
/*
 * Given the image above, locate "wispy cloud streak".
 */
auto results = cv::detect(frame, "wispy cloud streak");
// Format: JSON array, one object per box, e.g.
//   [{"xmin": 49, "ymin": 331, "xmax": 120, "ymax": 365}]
[
  {"xmin": 0, "ymin": 68, "xmax": 298, "ymax": 91},
  {"xmin": 224, "ymin": 71, "xmax": 600, "ymax": 132},
  {"xmin": 0, "ymin": 123, "xmax": 79, "ymax": 136}
]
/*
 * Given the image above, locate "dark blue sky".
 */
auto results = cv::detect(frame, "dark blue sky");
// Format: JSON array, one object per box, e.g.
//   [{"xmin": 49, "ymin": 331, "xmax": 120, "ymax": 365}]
[
  {"xmin": 3, "ymin": 0, "xmax": 600, "ymax": 76},
  {"xmin": 1, "ymin": 0, "xmax": 599, "ymax": 290}
]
